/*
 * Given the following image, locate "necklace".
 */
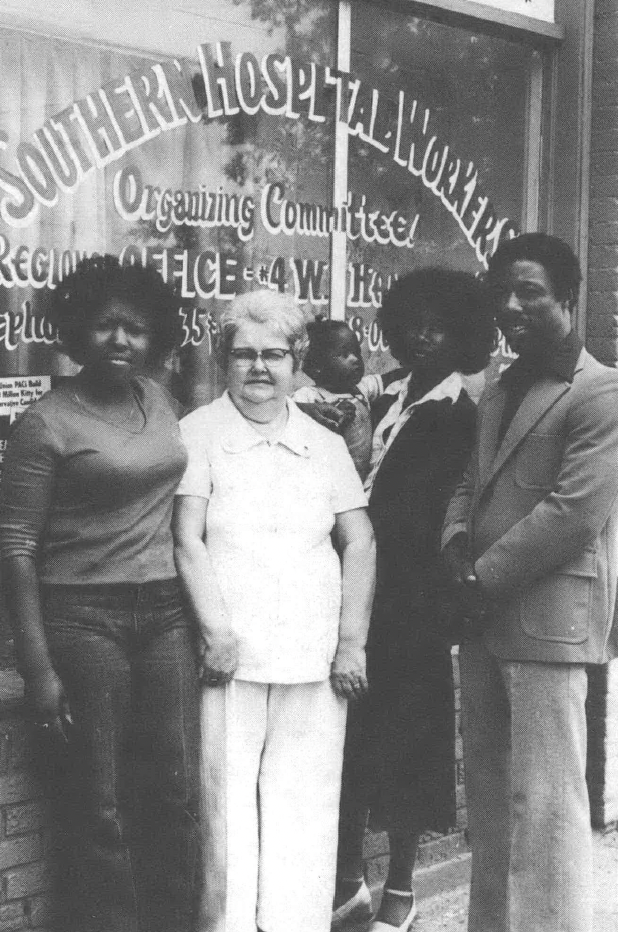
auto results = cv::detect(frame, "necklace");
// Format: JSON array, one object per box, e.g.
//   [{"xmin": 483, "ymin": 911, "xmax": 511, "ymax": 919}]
[{"xmin": 72, "ymin": 386, "xmax": 144, "ymax": 432}]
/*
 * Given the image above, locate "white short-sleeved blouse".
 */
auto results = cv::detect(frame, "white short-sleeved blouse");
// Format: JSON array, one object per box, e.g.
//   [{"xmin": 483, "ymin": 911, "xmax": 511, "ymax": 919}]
[{"xmin": 176, "ymin": 392, "xmax": 367, "ymax": 683}]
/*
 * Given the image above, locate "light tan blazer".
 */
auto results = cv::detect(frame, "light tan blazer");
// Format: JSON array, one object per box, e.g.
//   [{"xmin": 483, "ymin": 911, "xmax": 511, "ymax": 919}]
[{"xmin": 443, "ymin": 348, "xmax": 618, "ymax": 663}]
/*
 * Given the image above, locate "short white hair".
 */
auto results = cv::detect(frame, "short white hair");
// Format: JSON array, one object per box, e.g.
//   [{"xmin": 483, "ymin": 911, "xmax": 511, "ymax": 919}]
[{"xmin": 217, "ymin": 290, "xmax": 310, "ymax": 371}]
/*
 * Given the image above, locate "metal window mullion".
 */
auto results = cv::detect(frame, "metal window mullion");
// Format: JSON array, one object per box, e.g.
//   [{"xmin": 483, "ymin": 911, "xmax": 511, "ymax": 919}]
[
  {"xmin": 522, "ymin": 49, "xmax": 543, "ymax": 234},
  {"xmin": 329, "ymin": 0, "xmax": 351, "ymax": 321}
]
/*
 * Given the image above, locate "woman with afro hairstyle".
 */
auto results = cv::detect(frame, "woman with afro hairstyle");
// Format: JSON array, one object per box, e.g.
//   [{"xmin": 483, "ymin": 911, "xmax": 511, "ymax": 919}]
[
  {"xmin": 333, "ymin": 267, "xmax": 495, "ymax": 932},
  {"xmin": 0, "ymin": 255, "xmax": 201, "ymax": 932}
]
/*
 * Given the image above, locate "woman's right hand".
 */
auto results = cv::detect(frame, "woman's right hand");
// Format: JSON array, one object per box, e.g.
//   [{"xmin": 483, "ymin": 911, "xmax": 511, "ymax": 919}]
[
  {"xmin": 26, "ymin": 669, "xmax": 72, "ymax": 742},
  {"xmin": 199, "ymin": 627, "xmax": 238, "ymax": 687},
  {"xmin": 331, "ymin": 641, "xmax": 368, "ymax": 701}
]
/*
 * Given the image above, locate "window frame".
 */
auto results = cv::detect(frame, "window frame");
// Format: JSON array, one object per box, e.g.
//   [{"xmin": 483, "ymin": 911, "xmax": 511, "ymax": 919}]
[
  {"xmin": 0, "ymin": 0, "xmax": 593, "ymax": 333},
  {"xmin": 330, "ymin": 0, "xmax": 592, "ymax": 337}
]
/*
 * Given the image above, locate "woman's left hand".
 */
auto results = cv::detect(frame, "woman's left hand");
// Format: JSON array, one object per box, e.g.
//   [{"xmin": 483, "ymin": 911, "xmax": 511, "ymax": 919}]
[{"xmin": 330, "ymin": 642, "xmax": 368, "ymax": 700}]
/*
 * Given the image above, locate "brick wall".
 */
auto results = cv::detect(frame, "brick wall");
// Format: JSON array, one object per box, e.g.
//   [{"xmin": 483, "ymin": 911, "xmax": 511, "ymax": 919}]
[
  {"xmin": 0, "ymin": 673, "xmax": 53, "ymax": 931},
  {"xmin": 586, "ymin": 0, "xmax": 618, "ymax": 829},
  {"xmin": 589, "ymin": 0, "xmax": 618, "ymax": 366}
]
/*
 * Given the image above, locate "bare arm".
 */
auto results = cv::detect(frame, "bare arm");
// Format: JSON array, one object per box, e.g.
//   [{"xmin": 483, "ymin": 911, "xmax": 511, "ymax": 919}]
[
  {"xmin": 0, "ymin": 411, "xmax": 71, "ymax": 740},
  {"xmin": 330, "ymin": 507, "xmax": 376, "ymax": 700},
  {"xmin": 172, "ymin": 495, "xmax": 238, "ymax": 684},
  {"xmin": 2, "ymin": 557, "xmax": 71, "ymax": 740}
]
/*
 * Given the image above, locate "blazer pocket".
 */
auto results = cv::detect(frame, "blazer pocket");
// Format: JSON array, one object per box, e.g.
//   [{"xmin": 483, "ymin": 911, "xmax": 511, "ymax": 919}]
[
  {"xmin": 521, "ymin": 554, "xmax": 596, "ymax": 643},
  {"xmin": 515, "ymin": 432, "xmax": 563, "ymax": 491}
]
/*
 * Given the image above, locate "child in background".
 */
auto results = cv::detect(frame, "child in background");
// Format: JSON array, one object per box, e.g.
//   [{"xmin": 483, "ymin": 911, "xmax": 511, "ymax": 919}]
[{"xmin": 293, "ymin": 319, "xmax": 383, "ymax": 480}]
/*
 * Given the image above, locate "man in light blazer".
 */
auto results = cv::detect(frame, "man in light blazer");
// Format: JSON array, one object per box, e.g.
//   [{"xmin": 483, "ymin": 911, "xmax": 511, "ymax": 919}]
[{"xmin": 442, "ymin": 233, "xmax": 618, "ymax": 932}]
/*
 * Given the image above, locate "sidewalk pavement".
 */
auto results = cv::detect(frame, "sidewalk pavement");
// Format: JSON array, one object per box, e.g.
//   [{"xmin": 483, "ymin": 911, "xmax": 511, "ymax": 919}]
[{"xmin": 351, "ymin": 828, "xmax": 618, "ymax": 932}]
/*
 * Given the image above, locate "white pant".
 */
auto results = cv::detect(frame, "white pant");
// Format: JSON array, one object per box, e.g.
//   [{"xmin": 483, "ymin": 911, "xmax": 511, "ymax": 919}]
[{"xmin": 199, "ymin": 680, "xmax": 347, "ymax": 932}]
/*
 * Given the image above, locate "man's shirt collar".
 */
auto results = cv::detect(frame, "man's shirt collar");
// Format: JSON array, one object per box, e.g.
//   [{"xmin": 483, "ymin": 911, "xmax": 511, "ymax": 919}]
[{"xmin": 500, "ymin": 329, "xmax": 583, "ymax": 387}]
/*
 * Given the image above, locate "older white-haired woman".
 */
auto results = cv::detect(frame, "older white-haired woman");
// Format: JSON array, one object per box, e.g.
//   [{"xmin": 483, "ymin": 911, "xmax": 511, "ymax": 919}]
[{"xmin": 172, "ymin": 289, "xmax": 376, "ymax": 932}]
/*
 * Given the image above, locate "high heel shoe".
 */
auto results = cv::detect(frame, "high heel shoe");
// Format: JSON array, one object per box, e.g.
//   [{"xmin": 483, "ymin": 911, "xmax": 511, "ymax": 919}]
[
  {"xmin": 368, "ymin": 890, "xmax": 417, "ymax": 931},
  {"xmin": 331, "ymin": 879, "xmax": 373, "ymax": 927}
]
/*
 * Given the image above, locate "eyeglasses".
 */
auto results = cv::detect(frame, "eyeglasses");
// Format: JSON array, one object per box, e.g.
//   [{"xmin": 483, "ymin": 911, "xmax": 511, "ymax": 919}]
[{"xmin": 228, "ymin": 348, "xmax": 293, "ymax": 366}]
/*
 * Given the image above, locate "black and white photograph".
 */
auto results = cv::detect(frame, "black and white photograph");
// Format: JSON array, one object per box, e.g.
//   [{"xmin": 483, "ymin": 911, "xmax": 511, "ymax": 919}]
[{"xmin": 0, "ymin": 2, "xmax": 617, "ymax": 931}]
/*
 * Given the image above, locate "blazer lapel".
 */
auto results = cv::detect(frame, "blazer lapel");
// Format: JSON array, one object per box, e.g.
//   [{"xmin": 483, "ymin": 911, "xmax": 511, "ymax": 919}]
[
  {"xmin": 480, "ymin": 378, "xmax": 571, "ymax": 493},
  {"xmin": 478, "ymin": 385, "xmax": 505, "ymax": 488}
]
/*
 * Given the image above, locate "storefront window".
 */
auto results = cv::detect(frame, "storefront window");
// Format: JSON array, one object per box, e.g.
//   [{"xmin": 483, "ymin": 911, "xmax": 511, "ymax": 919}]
[
  {"xmin": 347, "ymin": 0, "xmax": 535, "ymax": 371},
  {"xmin": 0, "ymin": 0, "xmax": 341, "ymax": 661},
  {"xmin": 0, "ymin": 0, "xmax": 542, "ymax": 406},
  {"xmin": 0, "ymin": 0, "xmax": 546, "ymax": 473},
  {"xmin": 0, "ymin": 1, "xmax": 338, "ymax": 411},
  {"xmin": 0, "ymin": 2, "xmax": 559, "ymax": 664}
]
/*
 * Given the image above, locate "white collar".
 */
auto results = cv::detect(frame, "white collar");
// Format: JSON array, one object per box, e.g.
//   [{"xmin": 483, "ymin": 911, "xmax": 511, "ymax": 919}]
[
  {"xmin": 403, "ymin": 370, "xmax": 464, "ymax": 409},
  {"xmin": 364, "ymin": 371, "xmax": 464, "ymax": 496},
  {"xmin": 220, "ymin": 392, "xmax": 310, "ymax": 457}
]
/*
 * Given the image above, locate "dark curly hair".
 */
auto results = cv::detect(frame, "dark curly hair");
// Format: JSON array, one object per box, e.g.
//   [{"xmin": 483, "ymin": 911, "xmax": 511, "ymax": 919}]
[
  {"xmin": 378, "ymin": 267, "xmax": 496, "ymax": 374},
  {"xmin": 486, "ymin": 232, "xmax": 581, "ymax": 307},
  {"xmin": 302, "ymin": 318, "xmax": 357, "ymax": 381},
  {"xmin": 49, "ymin": 254, "xmax": 181, "ymax": 365}
]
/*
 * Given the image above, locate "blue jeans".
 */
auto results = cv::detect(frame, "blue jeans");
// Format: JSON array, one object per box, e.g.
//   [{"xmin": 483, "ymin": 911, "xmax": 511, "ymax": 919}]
[{"xmin": 41, "ymin": 579, "xmax": 201, "ymax": 932}]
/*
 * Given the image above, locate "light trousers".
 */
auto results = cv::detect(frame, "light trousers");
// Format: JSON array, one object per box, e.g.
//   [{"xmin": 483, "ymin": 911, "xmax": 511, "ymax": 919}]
[
  {"xmin": 459, "ymin": 638, "xmax": 593, "ymax": 932},
  {"xmin": 199, "ymin": 679, "xmax": 347, "ymax": 932}
]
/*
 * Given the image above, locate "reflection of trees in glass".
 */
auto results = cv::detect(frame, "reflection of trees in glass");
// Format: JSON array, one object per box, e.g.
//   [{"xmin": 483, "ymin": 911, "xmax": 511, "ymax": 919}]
[
  {"xmin": 349, "ymin": 4, "xmax": 530, "ymax": 275},
  {"xmin": 235, "ymin": 0, "xmax": 331, "ymax": 43},
  {"xmin": 127, "ymin": 2, "xmax": 338, "ymax": 272},
  {"xmin": 198, "ymin": 2, "xmax": 336, "ymax": 211},
  {"xmin": 185, "ymin": 0, "xmax": 338, "ymax": 312},
  {"xmin": 356, "ymin": 17, "xmax": 524, "ymax": 185}
]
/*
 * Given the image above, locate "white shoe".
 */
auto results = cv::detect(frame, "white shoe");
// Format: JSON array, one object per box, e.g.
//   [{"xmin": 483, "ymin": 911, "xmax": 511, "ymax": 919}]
[
  {"xmin": 369, "ymin": 890, "xmax": 417, "ymax": 931},
  {"xmin": 331, "ymin": 879, "xmax": 373, "ymax": 927}
]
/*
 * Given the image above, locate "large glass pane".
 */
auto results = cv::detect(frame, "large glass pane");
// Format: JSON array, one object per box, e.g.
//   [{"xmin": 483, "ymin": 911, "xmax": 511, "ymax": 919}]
[
  {"xmin": 0, "ymin": 3, "xmax": 337, "ymax": 661},
  {"xmin": 0, "ymin": 1, "xmax": 338, "ymax": 410},
  {"xmin": 348, "ymin": 1, "xmax": 534, "ymax": 374},
  {"xmin": 184, "ymin": 1, "xmax": 338, "ymax": 403}
]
